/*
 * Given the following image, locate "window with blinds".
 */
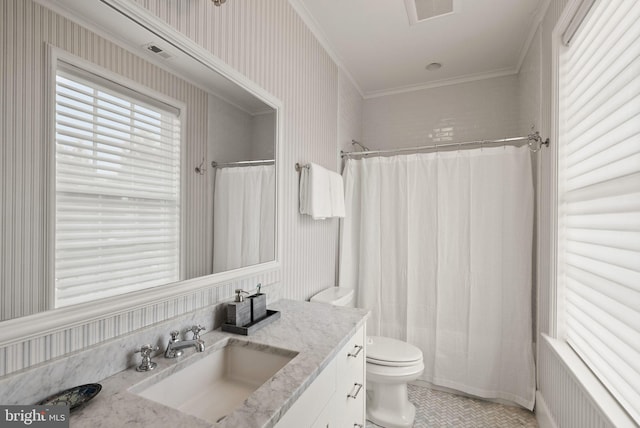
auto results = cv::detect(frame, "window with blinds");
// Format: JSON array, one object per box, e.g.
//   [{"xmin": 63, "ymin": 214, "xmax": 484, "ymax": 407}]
[
  {"xmin": 54, "ymin": 61, "xmax": 181, "ymax": 308},
  {"xmin": 557, "ymin": 0, "xmax": 640, "ymax": 423}
]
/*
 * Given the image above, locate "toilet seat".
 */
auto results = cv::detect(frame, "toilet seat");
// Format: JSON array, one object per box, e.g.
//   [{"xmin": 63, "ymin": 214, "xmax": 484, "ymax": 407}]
[
  {"xmin": 367, "ymin": 356, "xmax": 422, "ymax": 367},
  {"xmin": 366, "ymin": 336, "xmax": 423, "ymax": 367},
  {"xmin": 366, "ymin": 359, "xmax": 425, "ymax": 384}
]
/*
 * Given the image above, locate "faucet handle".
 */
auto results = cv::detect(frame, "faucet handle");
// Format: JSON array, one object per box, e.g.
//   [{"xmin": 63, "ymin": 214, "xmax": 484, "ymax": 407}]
[
  {"xmin": 136, "ymin": 344, "xmax": 159, "ymax": 356},
  {"xmin": 169, "ymin": 330, "xmax": 181, "ymax": 341},
  {"xmin": 188, "ymin": 325, "xmax": 206, "ymax": 340},
  {"xmin": 135, "ymin": 344, "xmax": 159, "ymax": 372}
]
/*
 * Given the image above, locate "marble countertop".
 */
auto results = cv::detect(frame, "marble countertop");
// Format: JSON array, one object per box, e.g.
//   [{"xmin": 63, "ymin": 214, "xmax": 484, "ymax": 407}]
[{"xmin": 69, "ymin": 299, "xmax": 368, "ymax": 428}]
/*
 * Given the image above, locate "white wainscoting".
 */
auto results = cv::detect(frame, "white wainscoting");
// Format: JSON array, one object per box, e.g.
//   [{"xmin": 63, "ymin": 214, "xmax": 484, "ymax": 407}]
[{"xmin": 537, "ymin": 336, "xmax": 636, "ymax": 427}]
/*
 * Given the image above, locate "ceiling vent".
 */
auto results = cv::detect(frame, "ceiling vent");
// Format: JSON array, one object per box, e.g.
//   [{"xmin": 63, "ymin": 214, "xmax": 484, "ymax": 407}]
[
  {"xmin": 143, "ymin": 43, "xmax": 172, "ymax": 60},
  {"xmin": 404, "ymin": 0, "xmax": 458, "ymax": 26}
]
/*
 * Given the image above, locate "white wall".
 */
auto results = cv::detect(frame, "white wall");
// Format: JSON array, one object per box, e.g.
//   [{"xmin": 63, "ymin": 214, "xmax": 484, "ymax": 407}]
[
  {"xmin": 208, "ymin": 93, "xmax": 254, "ymax": 163},
  {"xmin": 362, "ymin": 75, "xmax": 521, "ymax": 151},
  {"xmin": 251, "ymin": 111, "xmax": 277, "ymax": 160},
  {"xmin": 207, "ymin": 96, "xmax": 275, "ymax": 164},
  {"xmin": 338, "ymin": 71, "xmax": 364, "ymax": 155},
  {"xmin": 518, "ymin": 27, "xmax": 542, "ymax": 135}
]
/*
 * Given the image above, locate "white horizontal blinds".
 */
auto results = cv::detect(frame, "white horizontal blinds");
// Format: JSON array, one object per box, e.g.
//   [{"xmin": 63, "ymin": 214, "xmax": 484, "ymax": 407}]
[
  {"xmin": 558, "ymin": 0, "xmax": 640, "ymax": 423},
  {"xmin": 54, "ymin": 62, "xmax": 181, "ymax": 308}
]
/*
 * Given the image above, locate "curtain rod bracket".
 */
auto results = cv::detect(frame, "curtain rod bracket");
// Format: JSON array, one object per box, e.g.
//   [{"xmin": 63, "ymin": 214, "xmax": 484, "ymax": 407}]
[
  {"xmin": 194, "ymin": 157, "xmax": 206, "ymax": 175},
  {"xmin": 351, "ymin": 140, "xmax": 370, "ymax": 151},
  {"xmin": 527, "ymin": 131, "xmax": 550, "ymax": 153}
]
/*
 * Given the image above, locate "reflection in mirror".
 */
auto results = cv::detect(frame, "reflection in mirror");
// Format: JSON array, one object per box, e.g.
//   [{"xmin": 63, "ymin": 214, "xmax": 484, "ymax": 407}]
[
  {"xmin": 208, "ymin": 91, "xmax": 276, "ymax": 274},
  {"xmin": 212, "ymin": 160, "xmax": 275, "ymax": 274},
  {"xmin": 0, "ymin": 0, "xmax": 277, "ymax": 321}
]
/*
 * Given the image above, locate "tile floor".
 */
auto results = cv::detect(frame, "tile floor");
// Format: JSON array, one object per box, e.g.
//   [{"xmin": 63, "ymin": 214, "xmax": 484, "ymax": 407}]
[{"xmin": 366, "ymin": 384, "xmax": 538, "ymax": 428}]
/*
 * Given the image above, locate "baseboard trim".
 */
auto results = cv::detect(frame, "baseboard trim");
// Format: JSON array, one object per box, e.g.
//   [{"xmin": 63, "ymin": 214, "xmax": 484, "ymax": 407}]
[{"xmin": 535, "ymin": 391, "xmax": 558, "ymax": 428}]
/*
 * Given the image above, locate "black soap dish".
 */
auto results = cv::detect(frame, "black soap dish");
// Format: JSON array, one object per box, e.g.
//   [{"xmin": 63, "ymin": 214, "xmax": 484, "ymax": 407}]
[{"xmin": 36, "ymin": 383, "xmax": 102, "ymax": 412}]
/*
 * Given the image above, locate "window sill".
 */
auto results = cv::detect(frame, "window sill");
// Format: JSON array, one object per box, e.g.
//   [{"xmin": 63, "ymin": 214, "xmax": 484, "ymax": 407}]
[{"xmin": 542, "ymin": 334, "xmax": 637, "ymax": 428}]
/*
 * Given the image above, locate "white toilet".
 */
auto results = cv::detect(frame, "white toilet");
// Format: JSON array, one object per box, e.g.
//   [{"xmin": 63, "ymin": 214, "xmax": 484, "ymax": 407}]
[{"xmin": 310, "ymin": 287, "xmax": 424, "ymax": 428}]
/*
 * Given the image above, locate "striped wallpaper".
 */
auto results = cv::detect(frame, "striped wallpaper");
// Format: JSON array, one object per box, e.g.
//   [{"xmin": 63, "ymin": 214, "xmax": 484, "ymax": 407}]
[{"xmin": 0, "ymin": 0, "xmax": 346, "ymax": 376}]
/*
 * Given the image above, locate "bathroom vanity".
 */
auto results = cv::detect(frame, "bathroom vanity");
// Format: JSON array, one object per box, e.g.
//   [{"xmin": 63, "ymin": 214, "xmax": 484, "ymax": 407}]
[{"xmin": 66, "ymin": 300, "xmax": 367, "ymax": 428}]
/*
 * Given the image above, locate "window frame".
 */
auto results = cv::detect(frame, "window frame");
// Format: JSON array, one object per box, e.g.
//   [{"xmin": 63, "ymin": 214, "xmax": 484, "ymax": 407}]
[
  {"xmin": 47, "ymin": 47, "xmax": 187, "ymax": 309},
  {"xmin": 549, "ymin": 0, "xmax": 640, "ymax": 425}
]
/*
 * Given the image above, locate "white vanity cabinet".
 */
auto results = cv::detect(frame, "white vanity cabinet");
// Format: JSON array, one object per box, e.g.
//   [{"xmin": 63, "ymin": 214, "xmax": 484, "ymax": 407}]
[
  {"xmin": 334, "ymin": 324, "xmax": 366, "ymax": 427},
  {"xmin": 275, "ymin": 325, "xmax": 366, "ymax": 428}
]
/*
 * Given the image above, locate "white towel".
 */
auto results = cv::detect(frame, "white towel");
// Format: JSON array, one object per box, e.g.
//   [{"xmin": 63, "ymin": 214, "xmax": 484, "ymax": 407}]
[{"xmin": 299, "ymin": 163, "xmax": 345, "ymax": 219}]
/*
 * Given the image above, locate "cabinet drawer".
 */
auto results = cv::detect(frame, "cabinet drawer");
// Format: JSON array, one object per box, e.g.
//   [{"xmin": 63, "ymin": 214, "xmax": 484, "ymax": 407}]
[
  {"xmin": 346, "ymin": 379, "xmax": 365, "ymax": 425},
  {"xmin": 337, "ymin": 326, "xmax": 366, "ymax": 381},
  {"xmin": 334, "ymin": 380, "xmax": 365, "ymax": 427}
]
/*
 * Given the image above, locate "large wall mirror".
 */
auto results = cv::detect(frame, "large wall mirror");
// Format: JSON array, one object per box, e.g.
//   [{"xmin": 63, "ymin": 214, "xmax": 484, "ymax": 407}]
[{"xmin": 0, "ymin": 0, "xmax": 281, "ymax": 328}]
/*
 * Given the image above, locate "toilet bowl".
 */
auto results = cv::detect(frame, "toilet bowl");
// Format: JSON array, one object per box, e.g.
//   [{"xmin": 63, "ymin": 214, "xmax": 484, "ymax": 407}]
[
  {"xmin": 365, "ymin": 335, "xmax": 424, "ymax": 428},
  {"xmin": 310, "ymin": 287, "xmax": 424, "ymax": 428}
]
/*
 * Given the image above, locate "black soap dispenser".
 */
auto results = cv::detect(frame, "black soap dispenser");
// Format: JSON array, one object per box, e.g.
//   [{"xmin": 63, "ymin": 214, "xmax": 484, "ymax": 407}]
[{"xmin": 226, "ymin": 289, "xmax": 251, "ymax": 327}]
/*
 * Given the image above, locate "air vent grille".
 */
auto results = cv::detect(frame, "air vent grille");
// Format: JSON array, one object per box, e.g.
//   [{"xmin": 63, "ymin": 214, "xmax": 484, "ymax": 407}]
[
  {"xmin": 143, "ymin": 43, "xmax": 172, "ymax": 59},
  {"xmin": 405, "ymin": 0, "xmax": 456, "ymax": 25},
  {"xmin": 415, "ymin": 0, "xmax": 453, "ymax": 20}
]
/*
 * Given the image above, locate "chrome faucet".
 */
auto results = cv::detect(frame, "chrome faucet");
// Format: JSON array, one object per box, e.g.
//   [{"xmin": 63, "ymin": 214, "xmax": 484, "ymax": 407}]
[{"xmin": 164, "ymin": 325, "xmax": 206, "ymax": 358}]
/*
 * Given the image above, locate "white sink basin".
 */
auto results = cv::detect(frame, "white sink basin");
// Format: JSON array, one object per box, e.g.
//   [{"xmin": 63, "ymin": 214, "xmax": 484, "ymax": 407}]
[{"xmin": 132, "ymin": 338, "xmax": 297, "ymax": 424}]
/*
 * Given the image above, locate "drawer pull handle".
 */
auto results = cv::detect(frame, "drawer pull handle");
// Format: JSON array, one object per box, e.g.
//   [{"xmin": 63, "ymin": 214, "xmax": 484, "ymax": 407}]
[
  {"xmin": 347, "ymin": 382, "xmax": 363, "ymax": 399},
  {"xmin": 354, "ymin": 425, "xmax": 364, "ymax": 428},
  {"xmin": 347, "ymin": 344, "xmax": 363, "ymax": 358}
]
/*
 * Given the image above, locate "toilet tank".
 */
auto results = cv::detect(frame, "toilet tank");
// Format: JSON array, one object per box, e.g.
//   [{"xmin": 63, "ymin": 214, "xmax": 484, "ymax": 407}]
[{"xmin": 310, "ymin": 287, "xmax": 356, "ymax": 308}]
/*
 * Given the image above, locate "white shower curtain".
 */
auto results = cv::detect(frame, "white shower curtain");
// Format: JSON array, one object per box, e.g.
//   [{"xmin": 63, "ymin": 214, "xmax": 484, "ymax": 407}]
[
  {"xmin": 213, "ymin": 165, "xmax": 275, "ymax": 273},
  {"xmin": 339, "ymin": 146, "xmax": 535, "ymax": 409}
]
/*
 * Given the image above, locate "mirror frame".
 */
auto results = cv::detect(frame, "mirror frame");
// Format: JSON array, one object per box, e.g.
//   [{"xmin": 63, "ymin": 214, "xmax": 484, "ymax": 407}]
[{"xmin": 0, "ymin": 0, "xmax": 283, "ymax": 348}]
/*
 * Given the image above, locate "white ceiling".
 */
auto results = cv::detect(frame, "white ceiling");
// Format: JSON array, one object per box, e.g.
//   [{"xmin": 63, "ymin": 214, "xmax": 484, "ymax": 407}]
[{"xmin": 292, "ymin": 0, "xmax": 546, "ymax": 98}]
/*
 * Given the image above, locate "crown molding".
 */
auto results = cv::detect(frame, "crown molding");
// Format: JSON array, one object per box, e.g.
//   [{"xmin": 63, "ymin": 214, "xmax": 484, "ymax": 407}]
[
  {"xmin": 288, "ymin": 0, "xmax": 548, "ymax": 101},
  {"xmin": 363, "ymin": 67, "xmax": 518, "ymax": 99}
]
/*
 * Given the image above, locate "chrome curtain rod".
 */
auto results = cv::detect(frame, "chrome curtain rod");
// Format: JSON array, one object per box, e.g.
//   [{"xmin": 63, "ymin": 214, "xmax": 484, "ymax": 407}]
[
  {"xmin": 211, "ymin": 159, "xmax": 274, "ymax": 168},
  {"xmin": 341, "ymin": 132, "xmax": 550, "ymax": 158}
]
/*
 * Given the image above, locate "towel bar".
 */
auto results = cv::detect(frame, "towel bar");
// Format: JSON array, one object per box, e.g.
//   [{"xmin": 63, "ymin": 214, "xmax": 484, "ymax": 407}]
[{"xmin": 295, "ymin": 163, "xmax": 310, "ymax": 172}]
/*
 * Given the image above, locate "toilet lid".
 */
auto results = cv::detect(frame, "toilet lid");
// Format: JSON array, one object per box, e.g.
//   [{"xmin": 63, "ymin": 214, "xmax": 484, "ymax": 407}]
[{"xmin": 366, "ymin": 336, "xmax": 423, "ymax": 365}]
